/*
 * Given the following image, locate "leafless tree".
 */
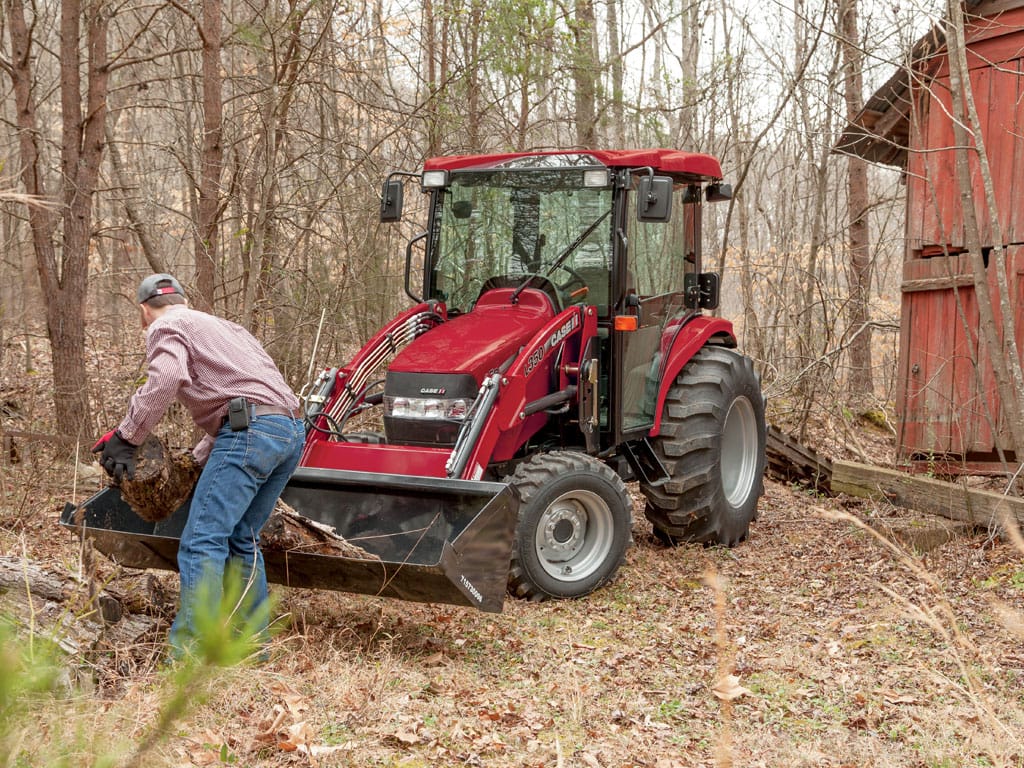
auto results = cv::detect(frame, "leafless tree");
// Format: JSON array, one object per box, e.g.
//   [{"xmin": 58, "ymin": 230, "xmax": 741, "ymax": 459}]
[
  {"xmin": 3, "ymin": 0, "xmax": 110, "ymax": 442},
  {"xmin": 840, "ymin": 0, "xmax": 873, "ymax": 398},
  {"xmin": 0, "ymin": 0, "xmax": 910, "ymax": 449}
]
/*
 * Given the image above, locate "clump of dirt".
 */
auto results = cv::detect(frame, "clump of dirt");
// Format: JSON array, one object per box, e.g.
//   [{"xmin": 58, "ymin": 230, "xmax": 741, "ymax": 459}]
[{"xmin": 261, "ymin": 501, "xmax": 380, "ymax": 560}]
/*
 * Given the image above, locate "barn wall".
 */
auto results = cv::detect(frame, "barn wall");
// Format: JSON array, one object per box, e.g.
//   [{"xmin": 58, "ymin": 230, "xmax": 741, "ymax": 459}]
[
  {"xmin": 905, "ymin": 10, "xmax": 1024, "ymax": 252},
  {"xmin": 897, "ymin": 248, "xmax": 1024, "ymax": 462},
  {"xmin": 897, "ymin": 7, "xmax": 1024, "ymax": 468}
]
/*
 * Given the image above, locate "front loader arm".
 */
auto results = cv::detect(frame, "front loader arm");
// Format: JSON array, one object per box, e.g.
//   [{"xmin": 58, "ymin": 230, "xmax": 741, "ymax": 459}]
[{"xmin": 303, "ymin": 301, "xmax": 445, "ymax": 452}]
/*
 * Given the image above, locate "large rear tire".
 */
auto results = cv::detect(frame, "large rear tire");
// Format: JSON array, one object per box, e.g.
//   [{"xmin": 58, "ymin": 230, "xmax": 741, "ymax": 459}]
[
  {"xmin": 506, "ymin": 452, "xmax": 633, "ymax": 601},
  {"xmin": 640, "ymin": 346, "xmax": 766, "ymax": 546}
]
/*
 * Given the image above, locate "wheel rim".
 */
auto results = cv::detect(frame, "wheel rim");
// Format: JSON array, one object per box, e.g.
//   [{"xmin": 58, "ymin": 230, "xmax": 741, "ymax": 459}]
[
  {"xmin": 721, "ymin": 396, "xmax": 759, "ymax": 507},
  {"xmin": 533, "ymin": 489, "xmax": 614, "ymax": 583}
]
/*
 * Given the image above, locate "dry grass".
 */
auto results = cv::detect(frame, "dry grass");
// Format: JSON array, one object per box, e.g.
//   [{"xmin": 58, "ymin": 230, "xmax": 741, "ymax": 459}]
[{"xmin": 3, "ymin": 452, "xmax": 1024, "ymax": 767}]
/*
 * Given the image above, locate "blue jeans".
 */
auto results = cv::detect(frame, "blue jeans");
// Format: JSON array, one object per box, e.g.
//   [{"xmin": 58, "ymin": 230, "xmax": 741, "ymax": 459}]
[{"xmin": 169, "ymin": 414, "xmax": 304, "ymax": 658}]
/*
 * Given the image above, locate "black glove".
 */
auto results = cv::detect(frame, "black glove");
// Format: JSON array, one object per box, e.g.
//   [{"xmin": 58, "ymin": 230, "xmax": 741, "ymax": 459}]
[
  {"xmin": 91, "ymin": 429, "xmax": 116, "ymax": 454},
  {"xmin": 98, "ymin": 431, "xmax": 138, "ymax": 482}
]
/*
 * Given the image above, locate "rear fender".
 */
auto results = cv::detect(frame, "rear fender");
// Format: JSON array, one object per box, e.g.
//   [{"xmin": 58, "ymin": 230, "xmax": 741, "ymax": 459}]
[
  {"xmin": 459, "ymin": 306, "xmax": 599, "ymax": 473},
  {"xmin": 649, "ymin": 316, "xmax": 736, "ymax": 436}
]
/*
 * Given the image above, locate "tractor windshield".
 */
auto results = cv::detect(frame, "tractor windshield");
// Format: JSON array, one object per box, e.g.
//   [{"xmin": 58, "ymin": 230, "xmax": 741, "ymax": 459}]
[{"xmin": 428, "ymin": 165, "xmax": 614, "ymax": 313}]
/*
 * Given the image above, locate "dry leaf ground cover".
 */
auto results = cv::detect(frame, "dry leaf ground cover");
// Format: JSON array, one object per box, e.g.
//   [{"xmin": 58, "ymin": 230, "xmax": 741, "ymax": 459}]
[{"xmin": 3, "ymin": 459, "xmax": 1023, "ymax": 768}]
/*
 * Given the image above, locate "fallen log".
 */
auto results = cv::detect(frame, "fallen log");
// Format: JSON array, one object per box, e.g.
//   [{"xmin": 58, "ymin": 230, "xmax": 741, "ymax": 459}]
[
  {"xmin": 117, "ymin": 435, "xmax": 201, "ymax": 523},
  {"xmin": 0, "ymin": 554, "xmax": 159, "ymax": 656},
  {"xmin": 832, "ymin": 459, "xmax": 1024, "ymax": 530}
]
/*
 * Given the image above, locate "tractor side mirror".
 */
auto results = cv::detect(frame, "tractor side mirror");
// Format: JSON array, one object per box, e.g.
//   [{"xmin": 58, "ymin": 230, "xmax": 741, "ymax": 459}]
[
  {"xmin": 380, "ymin": 178, "xmax": 404, "ymax": 222},
  {"xmin": 706, "ymin": 183, "xmax": 732, "ymax": 203},
  {"xmin": 637, "ymin": 176, "xmax": 673, "ymax": 222},
  {"xmin": 684, "ymin": 272, "xmax": 720, "ymax": 309}
]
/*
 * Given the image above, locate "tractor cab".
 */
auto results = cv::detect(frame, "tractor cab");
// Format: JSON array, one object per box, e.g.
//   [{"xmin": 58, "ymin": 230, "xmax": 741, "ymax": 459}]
[{"xmin": 383, "ymin": 150, "xmax": 730, "ymax": 447}]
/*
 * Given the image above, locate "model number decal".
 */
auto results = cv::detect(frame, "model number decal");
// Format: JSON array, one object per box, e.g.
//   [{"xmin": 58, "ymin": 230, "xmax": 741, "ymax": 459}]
[
  {"xmin": 524, "ymin": 314, "xmax": 580, "ymax": 377},
  {"xmin": 460, "ymin": 574, "xmax": 484, "ymax": 603}
]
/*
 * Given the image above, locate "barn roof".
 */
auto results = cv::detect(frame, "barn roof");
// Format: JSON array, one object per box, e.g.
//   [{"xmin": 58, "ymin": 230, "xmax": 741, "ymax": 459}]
[
  {"xmin": 834, "ymin": 26, "xmax": 945, "ymax": 167},
  {"xmin": 835, "ymin": 0, "xmax": 1011, "ymax": 168}
]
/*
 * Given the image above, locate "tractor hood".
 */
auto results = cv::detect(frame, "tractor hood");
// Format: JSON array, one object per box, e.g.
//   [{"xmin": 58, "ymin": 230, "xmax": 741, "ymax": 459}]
[
  {"xmin": 383, "ymin": 287, "xmax": 555, "ymax": 446},
  {"xmin": 392, "ymin": 288, "xmax": 555, "ymax": 378}
]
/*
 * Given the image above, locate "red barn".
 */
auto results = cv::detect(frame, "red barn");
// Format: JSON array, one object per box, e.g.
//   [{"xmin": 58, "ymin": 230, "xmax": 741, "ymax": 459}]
[{"xmin": 840, "ymin": 1, "xmax": 1024, "ymax": 473}]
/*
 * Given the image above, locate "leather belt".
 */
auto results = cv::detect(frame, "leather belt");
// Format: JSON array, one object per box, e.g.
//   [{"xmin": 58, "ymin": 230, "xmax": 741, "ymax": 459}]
[{"xmin": 222, "ymin": 403, "xmax": 294, "ymax": 428}]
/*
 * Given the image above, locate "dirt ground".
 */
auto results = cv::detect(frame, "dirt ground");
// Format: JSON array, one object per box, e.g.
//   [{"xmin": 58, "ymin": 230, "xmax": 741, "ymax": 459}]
[{"xmin": 3, "ymin": 455, "xmax": 1023, "ymax": 767}]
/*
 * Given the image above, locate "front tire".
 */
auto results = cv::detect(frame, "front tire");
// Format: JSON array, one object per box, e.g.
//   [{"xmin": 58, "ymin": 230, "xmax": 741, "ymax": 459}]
[
  {"xmin": 641, "ymin": 346, "xmax": 766, "ymax": 546},
  {"xmin": 506, "ymin": 452, "xmax": 633, "ymax": 601}
]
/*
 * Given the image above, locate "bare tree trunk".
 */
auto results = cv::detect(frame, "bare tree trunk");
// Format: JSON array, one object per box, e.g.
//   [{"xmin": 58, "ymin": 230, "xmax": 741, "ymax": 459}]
[
  {"xmin": 194, "ymin": 0, "xmax": 224, "ymax": 312},
  {"xmin": 422, "ymin": 0, "xmax": 441, "ymax": 156},
  {"xmin": 571, "ymin": 0, "xmax": 598, "ymax": 147},
  {"xmin": 795, "ymin": 0, "xmax": 842, "ymax": 435},
  {"xmin": 721, "ymin": 0, "xmax": 756, "ymax": 355},
  {"xmin": 678, "ymin": 0, "xmax": 701, "ymax": 148},
  {"xmin": 6, "ymin": 0, "xmax": 109, "ymax": 443},
  {"xmin": 713, "ymin": 3, "xmax": 820, "ymax": 284},
  {"xmin": 840, "ymin": 0, "xmax": 873, "ymax": 398},
  {"xmin": 607, "ymin": 0, "xmax": 624, "ymax": 147},
  {"xmin": 105, "ymin": 121, "xmax": 165, "ymax": 274},
  {"xmin": 465, "ymin": 0, "xmax": 483, "ymax": 149}
]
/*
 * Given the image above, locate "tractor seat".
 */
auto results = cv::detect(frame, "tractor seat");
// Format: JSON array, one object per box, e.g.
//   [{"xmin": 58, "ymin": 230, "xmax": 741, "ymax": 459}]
[{"xmin": 478, "ymin": 275, "xmax": 561, "ymax": 311}]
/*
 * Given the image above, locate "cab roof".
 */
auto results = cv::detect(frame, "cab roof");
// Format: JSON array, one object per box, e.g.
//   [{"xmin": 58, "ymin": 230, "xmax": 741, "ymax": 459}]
[{"xmin": 423, "ymin": 149, "xmax": 723, "ymax": 181}]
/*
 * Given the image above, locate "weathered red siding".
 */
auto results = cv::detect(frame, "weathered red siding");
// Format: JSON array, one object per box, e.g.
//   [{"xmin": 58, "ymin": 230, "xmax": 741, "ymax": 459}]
[
  {"xmin": 896, "ymin": 6, "xmax": 1024, "ymax": 469},
  {"xmin": 897, "ymin": 250, "xmax": 1023, "ymax": 462}
]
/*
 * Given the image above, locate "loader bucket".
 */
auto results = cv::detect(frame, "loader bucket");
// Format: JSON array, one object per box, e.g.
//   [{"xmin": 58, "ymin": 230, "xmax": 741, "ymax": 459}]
[{"xmin": 61, "ymin": 468, "xmax": 518, "ymax": 612}]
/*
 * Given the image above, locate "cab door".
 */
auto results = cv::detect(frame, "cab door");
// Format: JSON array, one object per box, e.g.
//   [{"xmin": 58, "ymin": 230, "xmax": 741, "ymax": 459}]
[{"xmin": 613, "ymin": 182, "xmax": 700, "ymax": 441}]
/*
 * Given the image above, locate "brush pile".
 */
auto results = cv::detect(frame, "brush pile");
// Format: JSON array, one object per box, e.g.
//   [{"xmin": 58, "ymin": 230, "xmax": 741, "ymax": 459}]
[{"xmin": 261, "ymin": 501, "xmax": 380, "ymax": 561}]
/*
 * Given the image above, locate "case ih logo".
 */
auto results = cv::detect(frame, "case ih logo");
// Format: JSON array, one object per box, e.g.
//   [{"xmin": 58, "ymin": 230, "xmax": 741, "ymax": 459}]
[
  {"xmin": 524, "ymin": 314, "xmax": 580, "ymax": 376},
  {"xmin": 545, "ymin": 314, "xmax": 579, "ymax": 350},
  {"xmin": 419, "ymin": 387, "xmax": 446, "ymax": 395}
]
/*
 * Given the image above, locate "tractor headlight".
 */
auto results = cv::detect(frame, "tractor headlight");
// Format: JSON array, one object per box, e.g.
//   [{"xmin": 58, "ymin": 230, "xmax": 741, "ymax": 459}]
[{"xmin": 385, "ymin": 395, "xmax": 474, "ymax": 420}]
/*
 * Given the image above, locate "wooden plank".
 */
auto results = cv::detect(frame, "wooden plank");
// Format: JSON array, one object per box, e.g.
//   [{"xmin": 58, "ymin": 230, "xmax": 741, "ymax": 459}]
[
  {"xmin": 949, "ymin": 271, "xmax": 979, "ymax": 454},
  {"xmin": 972, "ymin": 65, "xmax": 995, "ymax": 246},
  {"xmin": 832, "ymin": 459, "xmax": 1024, "ymax": 528},
  {"xmin": 900, "ymin": 274, "xmax": 974, "ymax": 292},
  {"xmin": 765, "ymin": 425, "xmax": 832, "ymax": 493},
  {"xmin": 987, "ymin": 64, "xmax": 1018, "ymax": 243},
  {"xmin": 1012, "ymin": 59, "xmax": 1024, "ymax": 242}
]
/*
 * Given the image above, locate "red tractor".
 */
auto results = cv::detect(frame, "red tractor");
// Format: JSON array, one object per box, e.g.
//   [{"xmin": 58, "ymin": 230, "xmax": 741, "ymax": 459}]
[{"xmin": 67, "ymin": 149, "xmax": 766, "ymax": 612}]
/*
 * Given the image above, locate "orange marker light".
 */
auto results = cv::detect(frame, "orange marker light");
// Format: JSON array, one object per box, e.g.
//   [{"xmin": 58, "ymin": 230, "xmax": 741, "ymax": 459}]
[{"xmin": 614, "ymin": 316, "xmax": 638, "ymax": 332}]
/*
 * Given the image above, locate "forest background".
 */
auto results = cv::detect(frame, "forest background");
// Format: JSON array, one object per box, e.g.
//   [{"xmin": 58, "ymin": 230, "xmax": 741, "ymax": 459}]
[
  {"xmin": 0, "ymin": 0, "xmax": 914, "ymax": 444},
  {"xmin": 2, "ymin": 1, "xmax": 1024, "ymax": 767}
]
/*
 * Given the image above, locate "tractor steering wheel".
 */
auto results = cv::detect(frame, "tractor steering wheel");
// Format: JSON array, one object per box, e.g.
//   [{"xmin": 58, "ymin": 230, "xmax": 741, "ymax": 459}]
[{"xmin": 546, "ymin": 264, "xmax": 589, "ymax": 305}]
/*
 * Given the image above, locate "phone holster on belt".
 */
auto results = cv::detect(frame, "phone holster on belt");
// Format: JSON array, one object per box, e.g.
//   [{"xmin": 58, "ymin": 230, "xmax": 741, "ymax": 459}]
[{"xmin": 227, "ymin": 396, "xmax": 251, "ymax": 431}]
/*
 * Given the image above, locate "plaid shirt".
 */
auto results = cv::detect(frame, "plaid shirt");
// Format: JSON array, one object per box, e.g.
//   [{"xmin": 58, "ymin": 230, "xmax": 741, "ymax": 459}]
[{"xmin": 118, "ymin": 304, "xmax": 300, "ymax": 462}]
